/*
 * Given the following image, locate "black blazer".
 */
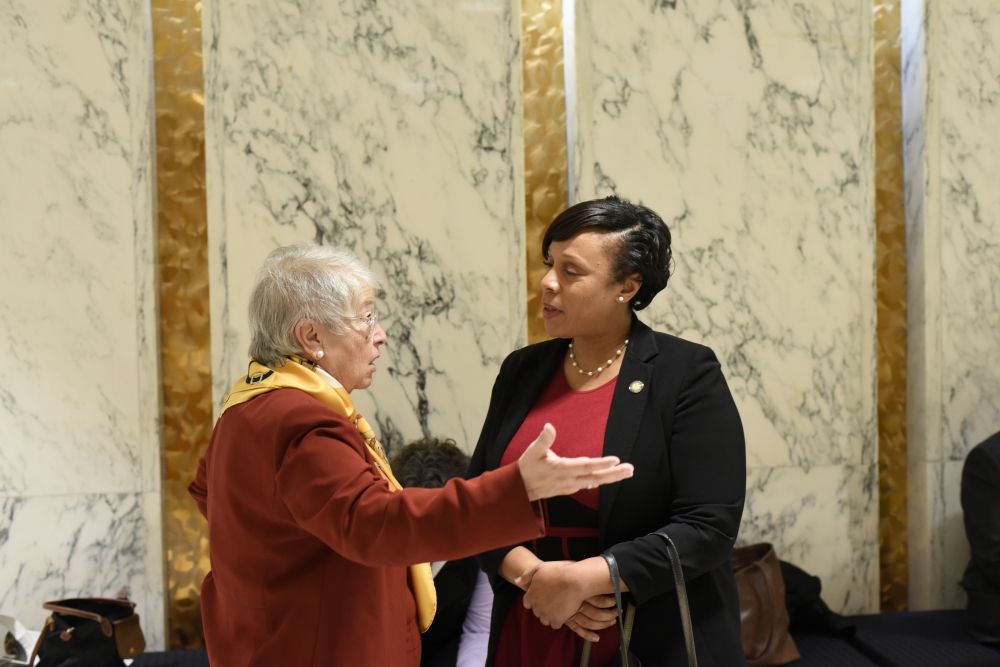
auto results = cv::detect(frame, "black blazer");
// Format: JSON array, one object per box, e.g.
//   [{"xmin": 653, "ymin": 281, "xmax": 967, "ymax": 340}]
[
  {"xmin": 469, "ymin": 317, "xmax": 748, "ymax": 667},
  {"xmin": 961, "ymin": 431, "xmax": 1000, "ymax": 643}
]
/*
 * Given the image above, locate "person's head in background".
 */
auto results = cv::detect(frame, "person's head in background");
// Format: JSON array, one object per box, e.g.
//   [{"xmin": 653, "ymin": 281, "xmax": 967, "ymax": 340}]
[{"xmin": 391, "ymin": 438, "xmax": 470, "ymax": 489}]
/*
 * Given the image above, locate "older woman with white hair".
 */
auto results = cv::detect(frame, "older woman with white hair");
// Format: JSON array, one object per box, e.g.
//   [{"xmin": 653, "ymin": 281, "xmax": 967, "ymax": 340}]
[{"xmin": 188, "ymin": 245, "xmax": 634, "ymax": 667}]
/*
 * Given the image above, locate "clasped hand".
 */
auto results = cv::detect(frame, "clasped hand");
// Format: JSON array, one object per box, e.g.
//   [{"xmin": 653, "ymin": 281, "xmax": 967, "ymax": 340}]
[{"xmin": 516, "ymin": 559, "xmax": 619, "ymax": 642}]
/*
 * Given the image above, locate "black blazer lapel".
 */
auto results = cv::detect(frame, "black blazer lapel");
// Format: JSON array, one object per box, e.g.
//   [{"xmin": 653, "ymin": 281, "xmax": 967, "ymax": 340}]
[
  {"xmin": 486, "ymin": 339, "xmax": 569, "ymax": 470},
  {"xmin": 599, "ymin": 318, "xmax": 658, "ymax": 538}
]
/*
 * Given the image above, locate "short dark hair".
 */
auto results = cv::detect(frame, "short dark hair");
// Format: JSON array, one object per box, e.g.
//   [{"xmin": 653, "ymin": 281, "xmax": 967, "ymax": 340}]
[
  {"xmin": 390, "ymin": 438, "xmax": 471, "ymax": 489},
  {"xmin": 542, "ymin": 196, "xmax": 673, "ymax": 311}
]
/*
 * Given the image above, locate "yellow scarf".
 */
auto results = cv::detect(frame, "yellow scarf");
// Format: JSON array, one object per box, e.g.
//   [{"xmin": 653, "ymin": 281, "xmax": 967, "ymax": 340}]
[{"xmin": 220, "ymin": 357, "xmax": 437, "ymax": 632}]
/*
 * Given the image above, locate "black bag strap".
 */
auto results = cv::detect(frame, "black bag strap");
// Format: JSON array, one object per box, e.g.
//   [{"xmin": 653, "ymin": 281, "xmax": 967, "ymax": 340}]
[
  {"xmin": 579, "ymin": 603, "xmax": 634, "ymax": 667},
  {"xmin": 652, "ymin": 531, "xmax": 698, "ymax": 667},
  {"xmin": 601, "ymin": 552, "xmax": 632, "ymax": 667}
]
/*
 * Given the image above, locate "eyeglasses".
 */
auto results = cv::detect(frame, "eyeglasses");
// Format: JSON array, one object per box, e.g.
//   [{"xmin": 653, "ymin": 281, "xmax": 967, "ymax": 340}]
[{"xmin": 345, "ymin": 309, "xmax": 379, "ymax": 338}]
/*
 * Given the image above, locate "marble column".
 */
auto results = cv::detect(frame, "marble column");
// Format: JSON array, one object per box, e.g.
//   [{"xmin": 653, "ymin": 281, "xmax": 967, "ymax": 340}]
[
  {"xmin": 0, "ymin": 0, "xmax": 164, "ymax": 647},
  {"xmin": 203, "ymin": 0, "xmax": 526, "ymax": 452},
  {"xmin": 571, "ymin": 0, "xmax": 878, "ymax": 613},
  {"xmin": 903, "ymin": 0, "xmax": 1000, "ymax": 610}
]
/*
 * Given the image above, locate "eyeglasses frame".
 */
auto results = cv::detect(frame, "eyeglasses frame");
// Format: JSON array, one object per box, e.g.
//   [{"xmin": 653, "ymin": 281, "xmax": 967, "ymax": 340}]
[{"xmin": 344, "ymin": 309, "xmax": 379, "ymax": 339}]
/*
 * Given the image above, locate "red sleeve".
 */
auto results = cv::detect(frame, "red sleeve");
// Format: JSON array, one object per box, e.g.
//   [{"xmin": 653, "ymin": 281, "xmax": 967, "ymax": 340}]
[
  {"xmin": 275, "ymin": 415, "xmax": 544, "ymax": 567},
  {"xmin": 188, "ymin": 449, "xmax": 209, "ymax": 519}
]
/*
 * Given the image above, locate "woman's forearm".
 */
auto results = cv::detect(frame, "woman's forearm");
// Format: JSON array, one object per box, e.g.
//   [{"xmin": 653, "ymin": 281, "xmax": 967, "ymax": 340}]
[
  {"xmin": 499, "ymin": 550, "xmax": 631, "ymax": 597},
  {"xmin": 572, "ymin": 556, "xmax": 630, "ymax": 598},
  {"xmin": 499, "ymin": 546, "xmax": 543, "ymax": 590},
  {"xmin": 280, "ymin": 431, "xmax": 543, "ymax": 566}
]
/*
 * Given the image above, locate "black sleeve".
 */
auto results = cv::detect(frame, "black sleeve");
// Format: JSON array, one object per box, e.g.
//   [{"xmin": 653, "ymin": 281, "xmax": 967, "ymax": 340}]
[
  {"xmin": 606, "ymin": 346, "xmax": 746, "ymax": 606},
  {"xmin": 469, "ymin": 354, "xmax": 521, "ymax": 592},
  {"xmin": 962, "ymin": 440, "xmax": 1000, "ymax": 588}
]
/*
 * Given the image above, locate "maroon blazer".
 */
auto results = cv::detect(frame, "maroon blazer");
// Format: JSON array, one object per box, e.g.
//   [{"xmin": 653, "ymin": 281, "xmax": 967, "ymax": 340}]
[{"xmin": 189, "ymin": 388, "xmax": 543, "ymax": 667}]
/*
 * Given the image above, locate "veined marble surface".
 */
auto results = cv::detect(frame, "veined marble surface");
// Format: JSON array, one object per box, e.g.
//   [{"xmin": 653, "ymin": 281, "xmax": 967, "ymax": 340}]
[
  {"xmin": 203, "ymin": 0, "xmax": 526, "ymax": 452},
  {"xmin": 0, "ymin": 495, "xmax": 158, "ymax": 631},
  {"xmin": 573, "ymin": 0, "xmax": 878, "ymax": 612},
  {"xmin": 740, "ymin": 464, "xmax": 877, "ymax": 611},
  {"xmin": 937, "ymin": 1, "xmax": 1000, "ymax": 462},
  {"xmin": 0, "ymin": 0, "xmax": 164, "ymax": 646},
  {"xmin": 904, "ymin": 0, "xmax": 1000, "ymax": 610}
]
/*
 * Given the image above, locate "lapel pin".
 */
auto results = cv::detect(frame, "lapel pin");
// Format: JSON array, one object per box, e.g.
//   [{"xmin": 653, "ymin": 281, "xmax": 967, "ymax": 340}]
[{"xmin": 629, "ymin": 381, "xmax": 644, "ymax": 394}]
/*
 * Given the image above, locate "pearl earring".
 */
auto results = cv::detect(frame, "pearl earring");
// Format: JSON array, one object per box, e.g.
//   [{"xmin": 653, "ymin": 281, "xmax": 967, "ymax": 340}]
[
  {"xmin": 618, "ymin": 296, "xmax": 625, "ymax": 302},
  {"xmin": 316, "ymin": 350, "xmax": 324, "ymax": 359}
]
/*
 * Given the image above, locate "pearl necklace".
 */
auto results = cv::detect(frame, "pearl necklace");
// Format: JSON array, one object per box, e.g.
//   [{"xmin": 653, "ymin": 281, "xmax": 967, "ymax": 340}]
[{"xmin": 569, "ymin": 339, "xmax": 629, "ymax": 376}]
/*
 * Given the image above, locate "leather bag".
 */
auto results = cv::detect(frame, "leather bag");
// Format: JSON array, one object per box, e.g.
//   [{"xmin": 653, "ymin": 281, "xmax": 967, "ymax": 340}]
[
  {"xmin": 28, "ymin": 590, "xmax": 146, "ymax": 667},
  {"xmin": 581, "ymin": 531, "xmax": 697, "ymax": 667},
  {"xmin": 730, "ymin": 543, "xmax": 800, "ymax": 667}
]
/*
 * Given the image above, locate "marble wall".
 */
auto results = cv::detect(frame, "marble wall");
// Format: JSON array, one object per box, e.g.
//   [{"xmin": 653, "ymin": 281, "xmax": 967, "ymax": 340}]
[
  {"xmin": 2, "ymin": 0, "xmax": 993, "ymax": 645},
  {"xmin": 0, "ymin": 0, "xmax": 165, "ymax": 647},
  {"xmin": 904, "ymin": 0, "xmax": 1000, "ymax": 610},
  {"xmin": 571, "ymin": 0, "xmax": 879, "ymax": 613},
  {"xmin": 203, "ymin": 0, "xmax": 882, "ymax": 615},
  {"xmin": 203, "ymin": 0, "xmax": 527, "ymax": 451}
]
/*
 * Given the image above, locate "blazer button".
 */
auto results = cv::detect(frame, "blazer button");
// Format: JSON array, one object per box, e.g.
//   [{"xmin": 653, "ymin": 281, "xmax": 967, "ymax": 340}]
[{"xmin": 629, "ymin": 381, "xmax": 644, "ymax": 393}]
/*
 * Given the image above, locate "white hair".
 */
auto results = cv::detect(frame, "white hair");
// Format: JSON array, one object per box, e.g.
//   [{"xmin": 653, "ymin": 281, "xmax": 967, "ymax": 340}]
[{"xmin": 247, "ymin": 244, "xmax": 381, "ymax": 367}]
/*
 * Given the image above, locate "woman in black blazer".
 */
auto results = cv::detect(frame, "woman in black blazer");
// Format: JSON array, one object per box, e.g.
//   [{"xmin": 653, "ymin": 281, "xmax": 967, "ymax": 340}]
[{"xmin": 469, "ymin": 196, "xmax": 748, "ymax": 667}]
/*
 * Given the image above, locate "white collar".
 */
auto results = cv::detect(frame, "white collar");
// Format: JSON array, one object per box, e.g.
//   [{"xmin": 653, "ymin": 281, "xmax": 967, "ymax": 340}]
[{"xmin": 313, "ymin": 364, "xmax": 345, "ymax": 390}]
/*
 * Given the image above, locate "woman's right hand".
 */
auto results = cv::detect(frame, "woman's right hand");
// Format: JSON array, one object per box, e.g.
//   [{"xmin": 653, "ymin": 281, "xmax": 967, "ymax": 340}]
[
  {"xmin": 517, "ymin": 424, "xmax": 633, "ymax": 501},
  {"xmin": 565, "ymin": 596, "xmax": 619, "ymax": 642}
]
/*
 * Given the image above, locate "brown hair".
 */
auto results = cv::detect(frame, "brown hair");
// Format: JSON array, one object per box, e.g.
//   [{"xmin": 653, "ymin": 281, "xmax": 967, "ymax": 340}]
[{"xmin": 390, "ymin": 438, "xmax": 470, "ymax": 489}]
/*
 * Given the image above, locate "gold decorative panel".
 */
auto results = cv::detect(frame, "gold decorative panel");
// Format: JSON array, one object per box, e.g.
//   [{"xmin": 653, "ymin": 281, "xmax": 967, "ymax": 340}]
[
  {"xmin": 152, "ymin": 0, "xmax": 212, "ymax": 648},
  {"xmin": 874, "ymin": 0, "xmax": 908, "ymax": 613},
  {"xmin": 522, "ymin": 0, "xmax": 568, "ymax": 344}
]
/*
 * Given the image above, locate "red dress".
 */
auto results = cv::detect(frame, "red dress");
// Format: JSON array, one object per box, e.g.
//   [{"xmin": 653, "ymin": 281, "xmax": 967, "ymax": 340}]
[{"xmin": 495, "ymin": 369, "xmax": 621, "ymax": 667}]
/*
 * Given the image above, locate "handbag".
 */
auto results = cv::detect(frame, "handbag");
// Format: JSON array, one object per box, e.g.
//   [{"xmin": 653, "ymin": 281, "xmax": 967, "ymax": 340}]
[
  {"xmin": 581, "ymin": 531, "xmax": 697, "ymax": 667},
  {"xmin": 0, "ymin": 615, "xmax": 33, "ymax": 662},
  {"xmin": 28, "ymin": 589, "xmax": 146, "ymax": 667},
  {"xmin": 730, "ymin": 543, "xmax": 799, "ymax": 667}
]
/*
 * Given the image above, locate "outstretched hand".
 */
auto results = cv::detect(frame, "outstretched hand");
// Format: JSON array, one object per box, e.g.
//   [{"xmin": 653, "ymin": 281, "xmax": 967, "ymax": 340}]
[{"xmin": 517, "ymin": 424, "xmax": 634, "ymax": 502}]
